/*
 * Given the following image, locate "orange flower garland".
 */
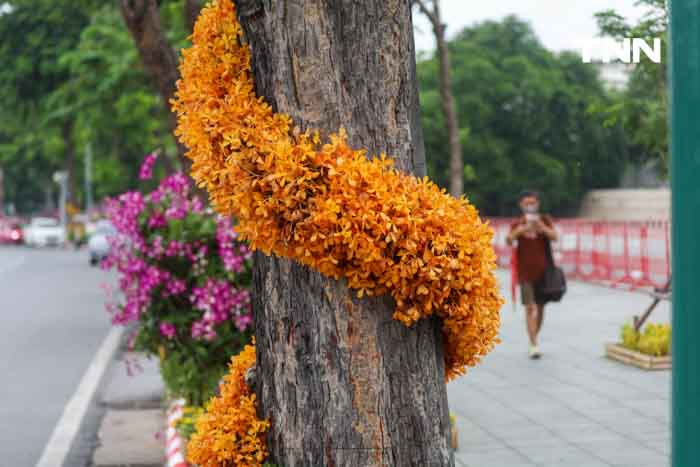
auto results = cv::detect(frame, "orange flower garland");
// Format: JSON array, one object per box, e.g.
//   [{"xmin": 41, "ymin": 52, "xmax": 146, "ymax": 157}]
[
  {"xmin": 187, "ymin": 343, "xmax": 269, "ymax": 466},
  {"xmin": 172, "ymin": 0, "xmax": 502, "ymax": 380}
]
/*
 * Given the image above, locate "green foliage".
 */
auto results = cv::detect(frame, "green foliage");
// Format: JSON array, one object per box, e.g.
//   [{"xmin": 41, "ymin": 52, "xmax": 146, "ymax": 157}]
[
  {"xmin": 638, "ymin": 323, "xmax": 671, "ymax": 357},
  {"xmin": 595, "ymin": 0, "xmax": 668, "ymax": 171},
  {"xmin": 174, "ymin": 405, "xmax": 205, "ymax": 441},
  {"xmin": 0, "ymin": 1, "xmax": 191, "ymax": 213},
  {"xmin": 60, "ymin": 5, "xmax": 177, "ymax": 200},
  {"xmin": 156, "ymin": 331, "xmax": 249, "ymax": 407},
  {"xmin": 621, "ymin": 323, "xmax": 640, "ymax": 350},
  {"xmin": 620, "ymin": 322, "xmax": 671, "ymax": 357},
  {"xmin": 417, "ymin": 16, "xmax": 630, "ymax": 216},
  {"xmin": 0, "ymin": 0, "xmax": 96, "ymax": 211}
]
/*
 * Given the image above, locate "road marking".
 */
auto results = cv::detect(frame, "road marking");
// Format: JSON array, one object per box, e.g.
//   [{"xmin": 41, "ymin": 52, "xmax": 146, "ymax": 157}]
[{"xmin": 35, "ymin": 326, "xmax": 124, "ymax": 467}]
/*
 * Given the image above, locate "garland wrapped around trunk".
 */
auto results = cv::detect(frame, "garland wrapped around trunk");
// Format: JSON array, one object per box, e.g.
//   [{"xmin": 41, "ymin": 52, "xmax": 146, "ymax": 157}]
[{"xmin": 173, "ymin": 0, "xmax": 503, "ymax": 464}]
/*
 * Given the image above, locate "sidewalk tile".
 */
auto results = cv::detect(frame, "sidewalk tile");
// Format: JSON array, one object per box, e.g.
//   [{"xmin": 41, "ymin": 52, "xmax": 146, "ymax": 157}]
[
  {"xmin": 514, "ymin": 441, "xmax": 611, "ymax": 467},
  {"xmin": 455, "ymin": 447, "xmax": 537, "ymax": 467},
  {"xmin": 448, "ymin": 272, "xmax": 671, "ymax": 467},
  {"xmin": 101, "ymin": 354, "xmax": 164, "ymax": 410},
  {"xmin": 92, "ymin": 409, "xmax": 163, "ymax": 467}
]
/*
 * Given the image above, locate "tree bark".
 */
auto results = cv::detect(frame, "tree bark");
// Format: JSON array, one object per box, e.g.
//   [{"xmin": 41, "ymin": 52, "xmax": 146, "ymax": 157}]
[
  {"xmin": 119, "ymin": 0, "xmax": 190, "ymax": 168},
  {"xmin": 184, "ymin": 0, "xmax": 203, "ymax": 35},
  {"xmin": 239, "ymin": 1, "xmax": 451, "ymax": 466},
  {"xmin": 436, "ymin": 25, "xmax": 463, "ymax": 197},
  {"xmin": 414, "ymin": 0, "xmax": 462, "ymax": 196}
]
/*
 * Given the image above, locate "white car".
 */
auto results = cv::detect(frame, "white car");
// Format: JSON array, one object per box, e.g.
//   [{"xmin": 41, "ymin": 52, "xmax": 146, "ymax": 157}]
[
  {"xmin": 88, "ymin": 220, "xmax": 116, "ymax": 266},
  {"xmin": 24, "ymin": 217, "xmax": 66, "ymax": 247}
]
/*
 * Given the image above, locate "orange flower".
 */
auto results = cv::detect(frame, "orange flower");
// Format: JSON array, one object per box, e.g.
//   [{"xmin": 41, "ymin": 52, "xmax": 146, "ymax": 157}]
[
  {"xmin": 173, "ymin": 0, "xmax": 503, "ymax": 381},
  {"xmin": 187, "ymin": 343, "xmax": 269, "ymax": 467}
]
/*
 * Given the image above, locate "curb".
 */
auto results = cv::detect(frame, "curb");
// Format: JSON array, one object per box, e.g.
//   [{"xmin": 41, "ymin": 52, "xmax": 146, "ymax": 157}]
[
  {"xmin": 36, "ymin": 326, "xmax": 125, "ymax": 467},
  {"xmin": 165, "ymin": 399, "xmax": 190, "ymax": 467}
]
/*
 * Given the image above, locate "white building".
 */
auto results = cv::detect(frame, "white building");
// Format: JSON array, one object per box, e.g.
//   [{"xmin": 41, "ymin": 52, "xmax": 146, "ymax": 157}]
[{"xmin": 595, "ymin": 62, "xmax": 633, "ymax": 91}]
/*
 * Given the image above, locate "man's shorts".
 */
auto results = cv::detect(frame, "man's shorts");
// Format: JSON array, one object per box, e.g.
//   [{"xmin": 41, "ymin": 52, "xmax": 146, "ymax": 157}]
[{"xmin": 521, "ymin": 282, "xmax": 545, "ymax": 306}]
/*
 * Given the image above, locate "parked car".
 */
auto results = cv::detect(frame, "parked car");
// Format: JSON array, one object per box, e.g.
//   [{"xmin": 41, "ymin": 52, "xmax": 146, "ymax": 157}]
[
  {"xmin": 88, "ymin": 220, "xmax": 116, "ymax": 266},
  {"xmin": 6, "ymin": 222, "xmax": 23, "ymax": 244},
  {"xmin": 24, "ymin": 217, "xmax": 66, "ymax": 247},
  {"xmin": 0, "ymin": 219, "xmax": 23, "ymax": 244}
]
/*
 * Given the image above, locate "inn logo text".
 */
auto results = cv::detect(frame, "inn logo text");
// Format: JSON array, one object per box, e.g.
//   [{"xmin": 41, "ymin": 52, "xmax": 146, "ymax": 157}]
[{"xmin": 581, "ymin": 38, "xmax": 662, "ymax": 64}]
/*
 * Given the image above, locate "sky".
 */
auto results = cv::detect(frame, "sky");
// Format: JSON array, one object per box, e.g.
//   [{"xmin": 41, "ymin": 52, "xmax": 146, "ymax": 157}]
[{"xmin": 413, "ymin": 0, "xmax": 650, "ymax": 54}]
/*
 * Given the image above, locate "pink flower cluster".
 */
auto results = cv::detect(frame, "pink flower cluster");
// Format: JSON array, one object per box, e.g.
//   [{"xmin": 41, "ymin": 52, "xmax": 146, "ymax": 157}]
[
  {"xmin": 139, "ymin": 152, "xmax": 158, "ymax": 180},
  {"xmin": 105, "ymin": 192, "xmax": 145, "ymax": 251},
  {"xmin": 103, "ymin": 153, "xmax": 253, "ymax": 343},
  {"xmin": 160, "ymin": 322, "xmax": 177, "ymax": 340},
  {"xmin": 217, "ymin": 217, "xmax": 252, "ymax": 273},
  {"xmin": 190, "ymin": 278, "xmax": 252, "ymax": 341}
]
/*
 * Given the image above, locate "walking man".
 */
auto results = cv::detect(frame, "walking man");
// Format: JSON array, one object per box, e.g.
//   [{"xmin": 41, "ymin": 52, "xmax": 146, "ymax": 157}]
[{"xmin": 507, "ymin": 190, "xmax": 558, "ymax": 358}]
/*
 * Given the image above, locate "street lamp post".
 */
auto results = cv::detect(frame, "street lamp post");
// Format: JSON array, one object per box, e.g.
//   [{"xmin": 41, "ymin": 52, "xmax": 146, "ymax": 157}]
[
  {"xmin": 85, "ymin": 143, "xmax": 94, "ymax": 214},
  {"xmin": 53, "ymin": 171, "xmax": 68, "ymax": 227},
  {"xmin": 0, "ymin": 167, "xmax": 4, "ymax": 217},
  {"xmin": 669, "ymin": 1, "xmax": 700, "ymax": 465}
]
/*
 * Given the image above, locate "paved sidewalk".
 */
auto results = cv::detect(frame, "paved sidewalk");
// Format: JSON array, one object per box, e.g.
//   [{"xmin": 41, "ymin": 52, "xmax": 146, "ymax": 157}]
[
  {"xmin": 448, "ymin": 272, "xmax": 671, "ymax": 467},
  {"xmin": 92, "ymin": 353, "xmax": 165, "ymax": 467}
]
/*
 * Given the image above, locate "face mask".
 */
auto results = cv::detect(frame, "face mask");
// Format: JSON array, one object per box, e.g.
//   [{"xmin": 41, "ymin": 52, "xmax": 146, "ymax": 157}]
[{"xmin": 523, "ymin": 204, "xmax": 539, "ymax": 214}]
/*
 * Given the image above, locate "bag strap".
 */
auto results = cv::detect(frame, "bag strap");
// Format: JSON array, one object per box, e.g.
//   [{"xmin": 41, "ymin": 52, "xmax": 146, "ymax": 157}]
[
  {"xmin": 544, "ymin": 236, "xmax": 555, "ymax": 267},
  {"xmin": 540, "ymin": 215, "xmax": 556, "ymax": 266}
]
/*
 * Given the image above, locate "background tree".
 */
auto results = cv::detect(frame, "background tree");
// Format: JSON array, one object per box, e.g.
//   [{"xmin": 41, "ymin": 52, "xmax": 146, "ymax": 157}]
[
  {"xmin": 237, "ymin": 0, "xmax": 453, "ymax": 465},
  {"xmin": 0, "ymin": 0, "xmax": 97, "ymax": 207},
  {"xmin": 0, "ymin": 2, "xmax": 638, "ymax": 217},
  {"xmin": 119, "ymin": 0, "xmax": 201, "ymax": 169},
  {"xmin": 594, "ymin": 0, "xmax": 668, "ymax": 171},
  {"xmin": 413, "ymin": 0, "xmax": 463, "ymax": 195},
  {"xmin": 0, "ymin": 0, "xmax": 191, "ymax": 213},
  {"xmin": 418, "ymin": 16, "xmax": 630, "ymax": 216},
  {"xmin": 58, "ymin": 5, "xmax": 178, "ymax": 198}
]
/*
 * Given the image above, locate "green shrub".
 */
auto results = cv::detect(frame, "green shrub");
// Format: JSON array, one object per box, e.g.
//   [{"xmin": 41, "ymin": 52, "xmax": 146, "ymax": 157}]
[
  {"xmin": 175, "ymin": 405, "xmax": 205, "ymax": 441},
  {"xmin": 620, "ymin": 322, "xmax": 671, "ymax": 357}
]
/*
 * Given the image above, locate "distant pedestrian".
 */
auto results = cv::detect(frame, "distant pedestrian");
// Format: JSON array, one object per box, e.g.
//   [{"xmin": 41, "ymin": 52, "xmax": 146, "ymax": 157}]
[{"xmin": 507, "ymin": 190, "xmax": 558, "ymax": 359}]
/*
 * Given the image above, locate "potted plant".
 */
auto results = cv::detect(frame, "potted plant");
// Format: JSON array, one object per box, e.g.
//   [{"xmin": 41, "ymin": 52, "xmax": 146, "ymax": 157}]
[{"xmin": 605, "ymin": 322, "xmax": 671, "ymax": 370}]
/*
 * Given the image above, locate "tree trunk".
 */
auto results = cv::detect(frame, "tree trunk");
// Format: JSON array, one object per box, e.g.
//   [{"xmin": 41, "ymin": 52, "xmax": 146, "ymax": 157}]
[
  {"xmin": 119, "ymin": 0, "xmax": 190, "ymax": 168},
  {"xmin": 238, "ymin": 1, "xmax": 452, "ymax": 466},
  {"xmin": 184, "ymin": 0, "xmax": 203, "ymax": 35},
  {"xmin": 432, "ymin": 2, "xmax": 463, "ymax": 197}
]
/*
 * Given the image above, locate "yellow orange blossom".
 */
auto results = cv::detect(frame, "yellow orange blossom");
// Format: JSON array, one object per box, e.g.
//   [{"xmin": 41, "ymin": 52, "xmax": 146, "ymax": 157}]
[
  {"xmin": 187, "ymin": 343, "xmax": 269, "ymax": 467},
  {"xmin": 172, "ymin": 0, "xmax": 503, "ymax": 380}
]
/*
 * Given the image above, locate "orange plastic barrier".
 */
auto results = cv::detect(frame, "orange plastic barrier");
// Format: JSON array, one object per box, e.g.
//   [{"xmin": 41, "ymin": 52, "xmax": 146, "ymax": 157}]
[{"xmin": 488, "ymin": 218, "xmax": 671, "ymax": 298}]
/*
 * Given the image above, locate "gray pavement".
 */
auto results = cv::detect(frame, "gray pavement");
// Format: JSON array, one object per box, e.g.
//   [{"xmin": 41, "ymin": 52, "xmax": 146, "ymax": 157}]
[
  {"xmin": 448, "ymin": 271, "xmax": 671, "ymax": 467},
  {"xmin": 92, "ymin": 352, "xmax": 165, "ymax": 467},
  {"xmin": 0, "ymin": 246, "xmax": 113, "ymax": 466},
  {"xmin": 100, "ymin": 352, "xmax": 164, "ymax": 411},
  {"xmin": 92, "ymin": 409, "xmax": 163, "ymax": 467}
]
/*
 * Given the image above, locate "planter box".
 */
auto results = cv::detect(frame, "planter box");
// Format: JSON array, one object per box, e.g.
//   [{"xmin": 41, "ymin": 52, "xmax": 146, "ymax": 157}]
[{"xmin": 605, "ymin": 343, "xmax": 671, "ymax": 370}]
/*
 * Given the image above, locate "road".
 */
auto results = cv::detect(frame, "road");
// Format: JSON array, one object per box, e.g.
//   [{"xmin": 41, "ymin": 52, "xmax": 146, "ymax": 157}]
[{"xmin": 0, "ymin": 246, "xmax": 112, "ymax": 466}]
